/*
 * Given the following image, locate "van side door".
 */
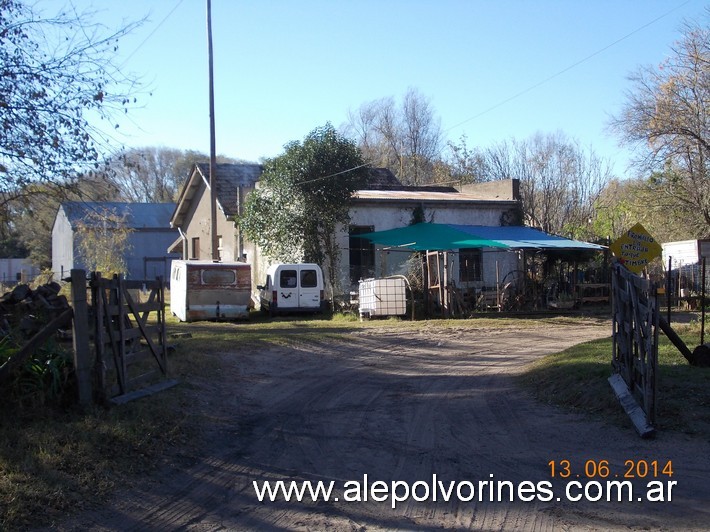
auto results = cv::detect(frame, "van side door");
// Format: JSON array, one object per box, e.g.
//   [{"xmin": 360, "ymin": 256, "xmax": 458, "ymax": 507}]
[{"xmin": 298, "ymin": 266, "xmax": 322, "ymax": 309}]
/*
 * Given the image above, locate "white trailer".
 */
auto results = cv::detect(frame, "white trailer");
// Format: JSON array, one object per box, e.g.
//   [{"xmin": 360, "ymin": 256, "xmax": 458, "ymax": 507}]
[{"xmin": 170, "ymin": 260, "xmax": 252, "ymax": 322}]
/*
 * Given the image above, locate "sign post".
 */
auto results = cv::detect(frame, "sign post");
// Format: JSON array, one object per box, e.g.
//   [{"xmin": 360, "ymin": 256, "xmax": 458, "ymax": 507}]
[{"xmin": 609, "ymin": 223, "xmax": 663, "ymax": 275}]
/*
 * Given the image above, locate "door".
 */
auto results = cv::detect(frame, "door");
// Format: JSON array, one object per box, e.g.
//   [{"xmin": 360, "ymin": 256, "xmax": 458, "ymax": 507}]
[
  {"xmin": 276, "ymin": 268, "xmax": 299, "ymax": 309},
  {"xmin": 298, "ymin": 266, "xmax": 321, "ymax": 309}
]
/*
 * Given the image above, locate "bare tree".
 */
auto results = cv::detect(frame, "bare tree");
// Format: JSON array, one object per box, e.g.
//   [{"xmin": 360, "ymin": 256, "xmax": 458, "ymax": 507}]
[
  {"xmin": 0, "ymin": 0, "xmax": 143, "ymax": 207},
  {"xmin": 480, "ymin": 132, "xmax": 613, "ymax": 238},
  {"xmin": 105, "ymin": 147, "xmax": 247, "ymax": 203},
  {"xmin": 344, "ymin": 88, "xmax": 442, "ymax": 185},
  {"xmin": 610, "ymin": 10, "xmax": 710, "ymax": 236},
  {"xmin": 443, "ymin": 134, "xmax": 488, "ymax": 185},
  {"xmin": 108, "ymin": 147, "xmax": 190, "ymax": 203},
  {"xmin": 75, "ymin": 206, "xmax": 133, "ymax": 277}
]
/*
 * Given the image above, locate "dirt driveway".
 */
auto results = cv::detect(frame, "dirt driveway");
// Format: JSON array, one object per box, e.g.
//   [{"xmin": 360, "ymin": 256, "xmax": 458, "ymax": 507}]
[{"xmin": 60, "ymin": 318, "xmax": 710, "ymax": 531}]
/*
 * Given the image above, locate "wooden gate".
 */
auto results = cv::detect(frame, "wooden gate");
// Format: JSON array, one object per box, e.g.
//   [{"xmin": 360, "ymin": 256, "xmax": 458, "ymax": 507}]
[
  {"xmin": 90, "ymin": 272, "xmax": 175, "ymax": 404},
  {"xmin": 609, "ymin": 263, "xmax": 658, "ymax": 437}
]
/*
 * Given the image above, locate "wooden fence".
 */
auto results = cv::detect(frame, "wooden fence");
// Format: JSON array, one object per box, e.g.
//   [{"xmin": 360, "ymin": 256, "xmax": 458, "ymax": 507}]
[
  {"xmin": 609, "ymin": 263, "xmax": 658, "ymax": 437},
  {"xmin": 72, "ymin": 269, "xmax": 176, "ymax": 405}
]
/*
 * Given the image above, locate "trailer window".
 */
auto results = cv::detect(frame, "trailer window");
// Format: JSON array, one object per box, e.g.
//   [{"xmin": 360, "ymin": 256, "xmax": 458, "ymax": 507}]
[
  {"xmin": 201, "ymin": 269, "xmax": 236, "ymax": 285},
  {"xmin": 280, "ymin": 269, "xmax": 297, "ymax": 288},
  {"xmin": 301, "ymin": 269, "xmax": 318, "ymax": 288}
]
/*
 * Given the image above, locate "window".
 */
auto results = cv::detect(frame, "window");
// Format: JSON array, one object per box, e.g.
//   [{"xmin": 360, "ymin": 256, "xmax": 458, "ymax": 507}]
[
  {"xmin": 191, "ymin": 237, "xmax": 200, "ymax": 259},
  {"xmin": 301, "ymin": 269, "xmax": 317, "ymax": 288},
  {"xmin": 280, "ymin": 269, "xmax": 297, "ymax": 288},
  {"xmin": 349, "ymin": 226, "xmax": 375, "ymax": 284},
  {"xmin": 459, "ymin": 248, "xmax": 482, "ymax": 282},
  {"xmin": 202, "ymin": 269, "xmax": 236, "ymax": 285}
]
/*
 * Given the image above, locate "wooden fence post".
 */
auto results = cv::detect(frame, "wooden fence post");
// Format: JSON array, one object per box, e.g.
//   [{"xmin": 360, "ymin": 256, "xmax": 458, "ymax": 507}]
[{"xmin": 71, "ymin": 269, "xmax": 93, "ymax": 405}]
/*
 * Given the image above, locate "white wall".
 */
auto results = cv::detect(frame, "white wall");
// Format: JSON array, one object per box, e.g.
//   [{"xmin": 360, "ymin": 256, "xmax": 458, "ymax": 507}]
[
  {"xmin": 0, "ymin": 258, "xmax": 40, "ymax": 285},
  {"xmin": 662, "ymin": 240, "xmax": 700, "ymax": 269},
  {"xmin": 51, "ymin": 206, "xmax": 74, "ymax": 280},
  {"xmin": 334, "ymin": 199, "xmax": 521, "ymax": 295}
]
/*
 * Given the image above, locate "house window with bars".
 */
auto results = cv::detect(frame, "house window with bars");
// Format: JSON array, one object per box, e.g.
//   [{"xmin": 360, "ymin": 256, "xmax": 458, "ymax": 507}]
[{"xmin": 459, "ymin": 248, "xmax": 482, "ymax": 282}]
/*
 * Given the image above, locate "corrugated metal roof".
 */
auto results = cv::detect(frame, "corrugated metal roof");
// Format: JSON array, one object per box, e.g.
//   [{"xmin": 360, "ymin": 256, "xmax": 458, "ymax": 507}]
[
  {"xmin": 353, "ymin": 190, "xmax": 511, "ymax": 202},
  {"xmin": 62, "ymin": 202, "xmax": 177, "ymax": 229}
]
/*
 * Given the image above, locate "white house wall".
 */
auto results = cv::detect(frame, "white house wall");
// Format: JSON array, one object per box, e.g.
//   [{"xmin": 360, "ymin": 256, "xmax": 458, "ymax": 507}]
[
  {"xmin": 176, "ymin": 185, "xmax": 239, "ymax": 263},
  {"xmin": 334, "ymin": 200, "xmax": 521, "ymax": 296},
  {"xmin": 0, "ymin": 258, "xmax": 40, "ymax": 285},
  {"xmin": 662, "ymin": 240, "xmax": 701, "ymax": 269},
  {"xmin": 51, "ymin": 206, "xmax": 74, "ymax": 280}
]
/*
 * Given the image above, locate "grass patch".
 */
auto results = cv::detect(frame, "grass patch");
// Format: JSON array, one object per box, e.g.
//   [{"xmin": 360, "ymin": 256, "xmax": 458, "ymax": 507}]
[
  {"xmin": 518, "ymin": 321, "xmax": 710, "ymax": 437},
  {"xmin": 0, "ymin": 388, "xmax": 194, "ymax": 530}
]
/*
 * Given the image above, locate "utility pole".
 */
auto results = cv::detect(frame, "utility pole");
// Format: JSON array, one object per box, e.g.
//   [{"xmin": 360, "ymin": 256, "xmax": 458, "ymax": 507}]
[{"xmin": 207, "ymin": 0, "xmax": 219, "ymax": 261}]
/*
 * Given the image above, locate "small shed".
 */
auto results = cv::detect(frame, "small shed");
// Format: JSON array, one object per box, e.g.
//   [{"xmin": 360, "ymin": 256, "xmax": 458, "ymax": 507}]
[
  {"xmin": 52, "ymin": 202, "xmax": 181, "ymax": 281},
  {"xmin": 662, "ymin": 239, "xmax": 710, "ymax": 298}
]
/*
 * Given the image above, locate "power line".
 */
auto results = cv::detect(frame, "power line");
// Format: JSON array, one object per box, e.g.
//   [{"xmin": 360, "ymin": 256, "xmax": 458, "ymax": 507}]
[
  {"xmin": 120, "ymin": 0, "xmax": 185, "ymax": 69},
  {"xmin": 311, "ymin": 1, "xmax": 693, "ymax": 184},
  {"xmin": 444, "ymin": 0, "xmax": 692, "ymax": 134}
]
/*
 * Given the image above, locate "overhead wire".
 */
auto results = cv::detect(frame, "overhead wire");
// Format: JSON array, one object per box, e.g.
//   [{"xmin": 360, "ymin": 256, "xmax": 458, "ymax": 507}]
[{"xmin": 296, "ymin": 0, "xmax": 694, "ymax": 186}]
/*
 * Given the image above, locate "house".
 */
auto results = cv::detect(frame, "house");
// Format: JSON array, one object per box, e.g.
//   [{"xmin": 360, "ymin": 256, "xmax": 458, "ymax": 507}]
[
  {"xmin": 167, "ymin": 162, "xmax": 523, "ymax": 295},
  {"xmin": 169, "ymin": 162, "xmax": 605, "ymax": 309},
  {"xmin": 168, "ymin": 163, "xmax": 263, "ymax": 262},
  {"xmin": 52, "ymin": 202, "xmax": 180, "ymax": 281},
  {"xmin": 337, "ymin": 177, "xmax": 523, "ymax": 293},
  {"xmin": 662, "ymin": 238, "xmax": 710, "ymax": 294},
  {"xmin": 0, "ymin": 258, "xmax": 41, "ymax": 286}
]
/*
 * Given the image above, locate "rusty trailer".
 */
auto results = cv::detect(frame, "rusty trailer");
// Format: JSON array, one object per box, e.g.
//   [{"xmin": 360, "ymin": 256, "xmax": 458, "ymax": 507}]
[{"xmin": 170, "ymin": 260, "xmax": 252, "ymax": 322}]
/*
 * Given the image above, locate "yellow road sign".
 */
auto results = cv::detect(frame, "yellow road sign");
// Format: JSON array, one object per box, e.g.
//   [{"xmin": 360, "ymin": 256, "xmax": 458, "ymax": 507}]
[{"xmin": 609, "ymin": 223, "xmax": 662, "ymax": 274}]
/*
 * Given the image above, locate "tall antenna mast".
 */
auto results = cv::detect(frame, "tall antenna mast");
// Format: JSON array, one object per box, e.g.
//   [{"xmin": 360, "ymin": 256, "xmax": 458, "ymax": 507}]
[{"xmin": 207, "ymin": 0, "xmax": 219, "ymax": 261}]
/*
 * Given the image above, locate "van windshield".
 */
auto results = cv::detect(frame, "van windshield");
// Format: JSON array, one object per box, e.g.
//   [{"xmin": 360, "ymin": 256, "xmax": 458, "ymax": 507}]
[{"xmin": 301, "ymin": 269, "xmax": 318, "ymax": 288}]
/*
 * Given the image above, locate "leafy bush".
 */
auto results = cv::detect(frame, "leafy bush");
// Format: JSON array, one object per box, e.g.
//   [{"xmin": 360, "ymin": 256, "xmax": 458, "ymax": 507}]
[{"xmin": 0, "ymin": 338, "xmax": 74, "ymax": 409}]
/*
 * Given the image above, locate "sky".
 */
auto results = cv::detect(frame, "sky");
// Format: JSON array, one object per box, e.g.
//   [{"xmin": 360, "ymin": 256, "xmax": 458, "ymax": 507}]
[{"xmin": 68, "ymin": 0, "xmax": 705, "ymax": 179}]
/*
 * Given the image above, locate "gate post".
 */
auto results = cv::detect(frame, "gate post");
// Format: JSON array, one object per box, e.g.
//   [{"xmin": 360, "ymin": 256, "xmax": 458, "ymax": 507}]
[{"xmin": 71, "ymin": 269, "xmax": 93, "ymax": 405}]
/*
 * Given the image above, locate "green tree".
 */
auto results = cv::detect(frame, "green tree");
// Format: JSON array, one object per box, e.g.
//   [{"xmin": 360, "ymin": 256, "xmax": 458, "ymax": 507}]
[
  {"xmin": 240, "ymin": 124, "xmax": 368, "ymax": 298},
  {"xmin": 611, "ymin": 11, "xmax": 710, "ymax": 236}
]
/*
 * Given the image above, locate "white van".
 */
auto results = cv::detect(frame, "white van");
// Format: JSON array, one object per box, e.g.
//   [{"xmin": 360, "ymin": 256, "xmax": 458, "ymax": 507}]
[
  {"xmin": 257, "ymin": 263, "xmax": 325, "ymax": 316},
  {"xmin": 170, "ymin": 260, "xmax": 252, "ymax": 322}
]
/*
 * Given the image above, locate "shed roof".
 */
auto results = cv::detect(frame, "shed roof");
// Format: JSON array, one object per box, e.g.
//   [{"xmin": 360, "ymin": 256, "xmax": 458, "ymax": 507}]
[{"xmin": 61, "ymin": 202, "xmax": 177, "ymax": 230}]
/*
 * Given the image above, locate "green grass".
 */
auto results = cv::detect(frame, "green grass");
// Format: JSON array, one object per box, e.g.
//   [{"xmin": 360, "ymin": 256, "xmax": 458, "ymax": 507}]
[
  {"xmin": 518, "ymin": 320, "xmax": 710, "ymax": 437},
  {"xmin": 0, "ymin": 390, "xmax": 195, "ymax": 530}
]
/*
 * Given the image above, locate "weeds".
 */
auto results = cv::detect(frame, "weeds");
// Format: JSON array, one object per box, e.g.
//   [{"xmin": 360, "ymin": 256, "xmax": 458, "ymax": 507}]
[{"xmin": 518, "ymin": 321, "xmax": 710, "ymax": 437}]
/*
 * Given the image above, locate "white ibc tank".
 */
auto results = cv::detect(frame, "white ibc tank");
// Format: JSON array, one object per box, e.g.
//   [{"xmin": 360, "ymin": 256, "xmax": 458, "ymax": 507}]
[{"xmin": 358, "ymin": 277, "xmax": 407, "ymax": 318}]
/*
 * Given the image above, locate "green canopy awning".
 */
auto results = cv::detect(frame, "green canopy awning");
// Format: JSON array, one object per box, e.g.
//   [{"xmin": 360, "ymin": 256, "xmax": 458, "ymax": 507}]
[
  {"xmin": 359, "ymin": 223, "xmax": 606, "ymax": 252},
  {"xmin": 358, "ymin": 223, "xmax": 508, "ymax": 251}
]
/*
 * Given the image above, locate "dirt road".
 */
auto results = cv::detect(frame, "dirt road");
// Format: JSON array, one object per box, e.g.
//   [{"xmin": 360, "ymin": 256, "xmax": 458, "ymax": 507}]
[{"xmin": 59, "ymin": 319, "xmax": 710, "ymax": 530}]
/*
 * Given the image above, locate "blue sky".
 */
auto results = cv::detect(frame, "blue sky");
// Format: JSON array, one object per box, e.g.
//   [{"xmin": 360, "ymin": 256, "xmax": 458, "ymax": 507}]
[{"xmin": 73, "ymin": 0, "xmax": 703, "ymax": 179}]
